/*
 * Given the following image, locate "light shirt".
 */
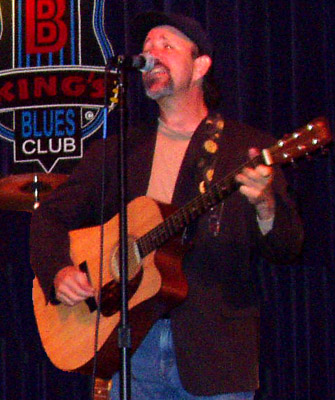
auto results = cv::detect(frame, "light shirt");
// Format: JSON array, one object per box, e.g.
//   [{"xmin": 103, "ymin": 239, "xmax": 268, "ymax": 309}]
[
  {"xmin": 147, "ymin": 123, "xmax": 274, "ymax": 235},
  {"xmin": 147, "ymin": 127, "xmax": 192, "ymax": 204}
]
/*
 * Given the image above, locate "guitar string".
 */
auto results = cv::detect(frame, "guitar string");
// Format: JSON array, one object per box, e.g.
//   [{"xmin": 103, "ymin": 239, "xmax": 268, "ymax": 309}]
[{"xmin": 137, "ymin": 155, "xmax": 263, "ymax": 257}]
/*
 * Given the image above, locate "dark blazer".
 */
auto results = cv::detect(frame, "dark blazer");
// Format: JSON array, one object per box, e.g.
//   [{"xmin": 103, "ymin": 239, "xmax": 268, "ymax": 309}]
[{"xmin": 30, "ymin": 115, "xmax": 303, "ymax": 395}]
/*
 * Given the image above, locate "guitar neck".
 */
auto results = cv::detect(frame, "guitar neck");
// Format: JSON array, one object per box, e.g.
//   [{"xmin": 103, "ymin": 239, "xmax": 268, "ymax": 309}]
[
  {"xmin": 137, "ymin": 116, "xmax": 332, "ymax": 258},
  {"xmin": 137, "ymin": 154, "xmax": 264, "ymax": 258}
]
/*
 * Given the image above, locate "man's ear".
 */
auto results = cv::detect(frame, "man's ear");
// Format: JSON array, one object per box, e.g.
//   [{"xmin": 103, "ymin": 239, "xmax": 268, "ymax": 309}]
[{"xmin": 193, "ymin": 55, "xmax": 212, "ymax": 81}]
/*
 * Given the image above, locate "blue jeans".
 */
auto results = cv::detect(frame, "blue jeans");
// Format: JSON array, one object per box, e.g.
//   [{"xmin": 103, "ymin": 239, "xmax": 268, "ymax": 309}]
[{"xmin": 110, "ymin": 319, "xmax": 254, "ymax": 400}]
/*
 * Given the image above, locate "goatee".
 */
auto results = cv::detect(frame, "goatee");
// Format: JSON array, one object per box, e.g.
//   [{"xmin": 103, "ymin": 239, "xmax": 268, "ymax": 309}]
[{"xmin": 143, "ymin": 64, "xmax": 174, "ymax": 100}]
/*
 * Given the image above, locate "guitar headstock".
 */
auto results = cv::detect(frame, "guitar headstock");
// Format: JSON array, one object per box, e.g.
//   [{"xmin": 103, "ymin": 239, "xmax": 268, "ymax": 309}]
[{"xmin": 262, "ymin": 117, "xmax": 332, "ymax": 166}]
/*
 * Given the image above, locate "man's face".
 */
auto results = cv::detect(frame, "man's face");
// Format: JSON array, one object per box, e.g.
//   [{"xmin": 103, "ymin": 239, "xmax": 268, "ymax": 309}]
[{"xmin": 142, "ymin": 25, "xmax": 198, "ymax": 100}]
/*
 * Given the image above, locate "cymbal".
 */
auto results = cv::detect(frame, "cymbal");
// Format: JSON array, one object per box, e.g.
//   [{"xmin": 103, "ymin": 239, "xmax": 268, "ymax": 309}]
[{"xmin": 0, "ymin": 173, "xmax": 69, "ymax": 212}]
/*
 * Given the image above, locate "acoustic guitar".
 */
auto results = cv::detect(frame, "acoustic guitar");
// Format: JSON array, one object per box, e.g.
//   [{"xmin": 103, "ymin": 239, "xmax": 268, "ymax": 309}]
[{"xmin": 32, "ymin": 117, "xmax": 331, "ymax": 379}]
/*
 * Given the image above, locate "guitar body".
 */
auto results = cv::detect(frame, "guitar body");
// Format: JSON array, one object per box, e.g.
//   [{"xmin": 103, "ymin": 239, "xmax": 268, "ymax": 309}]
[{"xmin": 33, "ymin": 196, "xmax": 188, "ymax": 378}]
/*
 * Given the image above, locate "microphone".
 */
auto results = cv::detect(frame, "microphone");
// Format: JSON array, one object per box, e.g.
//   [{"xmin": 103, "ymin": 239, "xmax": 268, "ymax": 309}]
[
  {"xmin": 131, "ymin": 54, "xmax": 155, "ymax": 72},
  {"xmin": 109, "ymin": 54, "xmax": 155, "ymax": 72}
]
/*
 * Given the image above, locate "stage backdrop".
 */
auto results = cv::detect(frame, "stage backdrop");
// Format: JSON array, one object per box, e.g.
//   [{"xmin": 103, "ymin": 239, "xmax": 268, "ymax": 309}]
[{"xmin": 0, "ymin": 1, "xmax": 334, "ymax": 399}]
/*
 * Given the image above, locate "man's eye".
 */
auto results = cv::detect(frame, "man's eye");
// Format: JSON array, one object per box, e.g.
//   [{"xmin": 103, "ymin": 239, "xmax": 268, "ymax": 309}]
[{"xmin": 164, "ymin": 44, "xmax": 172, "ymax": 49}]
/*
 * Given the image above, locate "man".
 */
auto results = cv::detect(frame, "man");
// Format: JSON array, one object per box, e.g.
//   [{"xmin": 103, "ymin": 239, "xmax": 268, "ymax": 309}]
[{"xmin": 30, "ymin": 11, "xmax": 304, "ymax": 400}]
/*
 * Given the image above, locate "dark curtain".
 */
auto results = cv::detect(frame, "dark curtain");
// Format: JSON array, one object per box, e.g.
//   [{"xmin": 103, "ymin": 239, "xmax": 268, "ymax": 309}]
[{"xmin": 1, "ymin": 1, "xmax": 334, "ymax": 399}]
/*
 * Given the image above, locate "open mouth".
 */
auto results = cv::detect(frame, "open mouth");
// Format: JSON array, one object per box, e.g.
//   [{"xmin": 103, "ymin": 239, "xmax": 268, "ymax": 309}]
[
  {"xmin": 146, "ymin": 59, "xmax": 170, "ymax": 76},
  {"xmin": 151, "ymin": 65, "xmax": 168, "ymax": 74}
]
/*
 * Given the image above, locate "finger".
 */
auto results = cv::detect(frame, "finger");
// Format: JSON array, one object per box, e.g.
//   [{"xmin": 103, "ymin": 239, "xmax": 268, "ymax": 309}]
[
  {"xmin": 56, "ymin": 282, "xmax": 94, "ymax": 304},
  {"xmin": 248, "ymin": 147, "xmax": 261, "ymax": 159},
  {"xmin": 255, "ymin": 165, "xmax": 273, "ymax": 180},
  {"xmin": 237, "ymin": 165, "xmax": 273, "ymax": 185},
  {"xmin": 56, "ymin": 269, "xmax": 94, "ymax": 296},
  {"xmin": 236, "ymin": 168, "xmax": 264, "ymax": 187},
  {"xmin": 63, "ymin": 279, "xmax": 95, "ymax": 298},
  {"xmin": 241, "ymin": 167, "xmax": 260, "ymax": 181},
  {"xmin": 239, "ymin": 185, "xmax": 260, "ymax": 201},
  {"xmin": 247, "ymin": 148, "xmax": 273, "ymax": 178},
  {"xmin": 56, "ymin": 290, "xmax": 82, "ymax": 306},
  {"xmin": 75, "ymin": 271, "xmax": 95, "ymax": 293}
]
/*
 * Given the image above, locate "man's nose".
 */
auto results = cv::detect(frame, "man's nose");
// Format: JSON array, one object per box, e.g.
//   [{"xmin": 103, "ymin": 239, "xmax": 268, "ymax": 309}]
[{"xmin": 143, "ymin": 46, "xmax": 160, "ymax": 58}]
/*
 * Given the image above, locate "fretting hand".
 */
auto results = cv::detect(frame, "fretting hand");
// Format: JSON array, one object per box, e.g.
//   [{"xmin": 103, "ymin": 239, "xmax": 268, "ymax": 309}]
[{"xmin": 235, "ymin": 148, "xmax": 275, "ymax": 221}]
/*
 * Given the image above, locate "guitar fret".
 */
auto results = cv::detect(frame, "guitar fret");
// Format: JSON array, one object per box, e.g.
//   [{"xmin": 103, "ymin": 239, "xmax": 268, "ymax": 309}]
[
  {"xmin": 165, "ymin": 217, "xmax": 176, "ymax": 236},
  {"xmin": 145, "ymin": 234, "xmax": 157, "ymax": 254},
  {"xmin": 169, "ymin": 211, "xmax": 183, "ymax": 228},
  {"xmin": 187, "ymin": 205, "xmax": 199, "ymax": 220},
  {"xmin": 184, "ymin": 208, "xmax": 194, "ymax": 225},
  {"xmin": 154, "ymin": 228, "xmax": 167, "ymax": 245},
  {"xmin": 137, "ymin": 236, "xmax": 150, "ymax": 258},
  {"xmin": 170, "ymin": 213, "xmax": 183, "ymax": 230},
  {"xmin": 187, "ymin": 203, "xmax": 200, "ymax": 217},
  {"xmin": 139, "ymin": 227, "xmax": 165, "ymax": 256}
]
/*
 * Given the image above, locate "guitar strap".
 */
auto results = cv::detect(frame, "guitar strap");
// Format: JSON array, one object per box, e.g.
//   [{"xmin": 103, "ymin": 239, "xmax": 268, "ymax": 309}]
[
  {"xmin": 197, "ymin": 113, "xmax": 225, "ymax": 236},
  {"xmin": 181, "ymin": 113, "xmax": 225, "ymax": 245}
]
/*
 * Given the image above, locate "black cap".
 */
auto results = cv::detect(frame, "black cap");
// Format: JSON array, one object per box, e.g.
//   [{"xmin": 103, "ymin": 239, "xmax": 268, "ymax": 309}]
[{"xmin": 131, "ymin": 11, "xmax": 213, "ymax": 57}]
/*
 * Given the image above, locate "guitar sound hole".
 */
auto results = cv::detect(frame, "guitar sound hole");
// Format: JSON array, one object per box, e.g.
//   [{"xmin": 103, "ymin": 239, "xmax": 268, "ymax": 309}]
[{"xmin": 100, "ymin": 268, "xmax": 144, "ymax": 317}]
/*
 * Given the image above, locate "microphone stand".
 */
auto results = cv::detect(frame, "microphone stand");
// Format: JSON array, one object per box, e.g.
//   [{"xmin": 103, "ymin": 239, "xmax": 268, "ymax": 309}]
[
  {"xmin": 116, "ymin": 58, "xmax": 132, "ymax": 400},
  {"xmin": 105, "ymin": 56, "xmax": 132, "ymax": 400}
]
